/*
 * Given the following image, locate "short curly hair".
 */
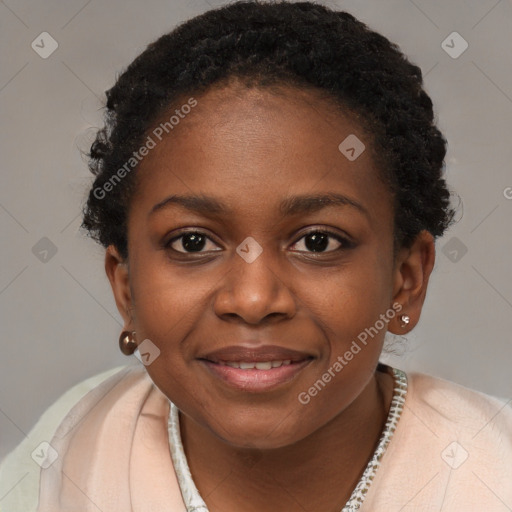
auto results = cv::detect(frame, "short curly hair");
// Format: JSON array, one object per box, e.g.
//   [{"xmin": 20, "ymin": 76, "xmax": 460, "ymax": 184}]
[{"xmin": 81, "ymin": 0, "xmax": 454, "ymax": 260}]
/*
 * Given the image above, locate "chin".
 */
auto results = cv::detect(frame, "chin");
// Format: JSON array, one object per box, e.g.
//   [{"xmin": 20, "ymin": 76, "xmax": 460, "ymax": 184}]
[{"xmin": 211, "ymin": 415, "xmax": 309, "ymax": 451}]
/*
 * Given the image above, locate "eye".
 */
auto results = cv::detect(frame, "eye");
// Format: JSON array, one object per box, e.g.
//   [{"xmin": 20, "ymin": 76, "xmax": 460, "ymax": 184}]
[
  {"xmin": 290, "ymin": 230, "xmax": 352, "ymax": 253},
  {"xmin": 166, "ymin": 231, "xmax": 221, "ymax": 254}
]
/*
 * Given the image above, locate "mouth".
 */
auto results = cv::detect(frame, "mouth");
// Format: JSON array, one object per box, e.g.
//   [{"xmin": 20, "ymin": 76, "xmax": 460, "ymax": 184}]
[
  {"xmin": 197, "ymin": 346, "xmax": 314, "ymax": 392},
  {"xmin": 206, "ymin": 359, "xmax": 298, "ymax": 370}
]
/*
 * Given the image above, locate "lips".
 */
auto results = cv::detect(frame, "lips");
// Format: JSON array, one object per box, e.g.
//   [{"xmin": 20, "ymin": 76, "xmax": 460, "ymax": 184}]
[
  {"xmin": 197, "ymin": 344, "xmax": 315, "ymax": 392},
  {"xmin": 199, "ymin": 344, "xmax": 313, "ymax": 364}
]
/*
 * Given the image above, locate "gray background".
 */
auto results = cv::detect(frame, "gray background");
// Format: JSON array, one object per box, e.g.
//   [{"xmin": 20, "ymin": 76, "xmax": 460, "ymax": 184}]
[{"xmin": 1, "ymin": 0, "xmax": 511, "ymax": 461}]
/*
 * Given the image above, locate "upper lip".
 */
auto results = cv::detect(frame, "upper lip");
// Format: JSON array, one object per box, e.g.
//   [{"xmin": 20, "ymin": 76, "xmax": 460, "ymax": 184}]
[{"xmin": 199, "ymin": 345, "xmax": 314, "ymax": 363}]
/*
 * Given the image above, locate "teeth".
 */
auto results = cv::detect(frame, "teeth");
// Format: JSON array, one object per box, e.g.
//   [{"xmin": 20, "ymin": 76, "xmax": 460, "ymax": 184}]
[
  {"xmin": 255, "ymin": 361, "xmax": 272, "ymax": 370},
  {"xmin": 219, "ymin": 359, "xmax": 294, "ymax": 369}
]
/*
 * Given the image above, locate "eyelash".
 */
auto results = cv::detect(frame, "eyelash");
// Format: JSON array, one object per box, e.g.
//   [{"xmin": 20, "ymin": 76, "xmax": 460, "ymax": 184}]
[{"xmin": 164, "ymin": 228, "xmax": 355, "ymax": 256}]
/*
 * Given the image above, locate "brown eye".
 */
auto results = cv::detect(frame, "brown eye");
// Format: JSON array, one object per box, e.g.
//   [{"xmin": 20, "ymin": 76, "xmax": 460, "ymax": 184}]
[
  {"xmin": 166, "ymin": 231, "xmax": 221, "ymax": 253},
  {"xmin": 304, "ymin": 232, "xmax": 330, "ymax": 252},
  {"xmin": 290, "ymin": 230, "xmax": 353, "ymax": 253}
]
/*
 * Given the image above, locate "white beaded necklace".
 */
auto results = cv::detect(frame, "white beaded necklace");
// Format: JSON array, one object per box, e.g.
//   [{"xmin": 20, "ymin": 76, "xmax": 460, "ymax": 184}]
[{"xmin": 168, "ymin": 364, "xmax": 408, "ymax": 512}]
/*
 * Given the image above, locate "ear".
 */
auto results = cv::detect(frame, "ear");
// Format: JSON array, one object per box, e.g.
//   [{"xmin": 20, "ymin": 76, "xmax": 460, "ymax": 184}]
[
  {"xmin": 105, "ymin": 245, "xmax": 134, "ymax": 329},
  {"xmin": 388, "ymin": 230, "xmax": 436, "ymax": 334}
]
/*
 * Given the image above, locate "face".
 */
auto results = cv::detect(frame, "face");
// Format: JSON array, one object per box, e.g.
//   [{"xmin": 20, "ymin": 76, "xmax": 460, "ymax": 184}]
[{"xmin": 107, "ymin": 81, "xmax": 432, "ymax": 449}]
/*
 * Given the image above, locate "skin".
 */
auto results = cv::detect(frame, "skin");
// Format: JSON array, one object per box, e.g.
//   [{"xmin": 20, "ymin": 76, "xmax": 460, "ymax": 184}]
[{"xmin": 105, "ymin": 80, "xmax": 435, "ymax": 512}]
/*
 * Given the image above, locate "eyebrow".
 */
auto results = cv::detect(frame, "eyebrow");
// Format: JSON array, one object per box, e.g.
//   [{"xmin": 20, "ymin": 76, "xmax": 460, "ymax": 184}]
[{"xmin": 149, "ymin": 192, "xmax": 369, "ymax": 218}]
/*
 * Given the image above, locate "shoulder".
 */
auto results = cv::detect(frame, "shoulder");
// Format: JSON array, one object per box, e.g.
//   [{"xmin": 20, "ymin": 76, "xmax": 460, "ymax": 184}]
[
  {"xmin": 0, "ymin": 364, "xmax": 142, "ymax": 512},
  {"xmin": 406, "ymin": 370, "xmax": 512, "ymax": 439},
  {"xmin": 367, "ymin": 369, "xmax": 512, "ymax": 510}
]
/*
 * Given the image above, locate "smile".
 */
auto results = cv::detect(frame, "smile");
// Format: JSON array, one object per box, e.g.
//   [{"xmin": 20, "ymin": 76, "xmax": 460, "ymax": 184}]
[
  {"xmin": 217, "ymin": 360, "xmax": 292, "ymax": 369},
  {"xmin": 199, "ymin": 357, "xmax": 313, "ymax": 392}
]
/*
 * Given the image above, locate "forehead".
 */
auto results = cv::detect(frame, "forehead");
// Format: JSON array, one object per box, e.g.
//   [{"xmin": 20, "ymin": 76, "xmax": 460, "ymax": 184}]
[{"xmin": 131, "ymin": 82, "xmax": 392, "ymax": 226}]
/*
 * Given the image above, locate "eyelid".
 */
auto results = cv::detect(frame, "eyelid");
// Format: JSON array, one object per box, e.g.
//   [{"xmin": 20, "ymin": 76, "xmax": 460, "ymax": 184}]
[
  {"xmin": 296, "ymin": 226, "xmax": 353, "ymax": 241},
  {"xmin": 290, "ymin": 227, "xmax": 355, "ymax": 252},
  {"xmin": 164, "ymin": 228, "xmax": 223, "ymax": 253}
]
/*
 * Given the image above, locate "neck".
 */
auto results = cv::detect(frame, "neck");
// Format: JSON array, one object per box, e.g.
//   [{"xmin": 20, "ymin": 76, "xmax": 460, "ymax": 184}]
[{"xmin": 179, "ymin": 367, "xmax": 394, "ymax": 512}]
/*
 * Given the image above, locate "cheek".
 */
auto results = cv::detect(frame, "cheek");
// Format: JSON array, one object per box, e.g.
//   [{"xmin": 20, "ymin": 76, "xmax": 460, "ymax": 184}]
[
  {"xmin": 309, "ymin": 256, "xmax": 394, "ymax": 347},
  {"xmin": 128, "ymin": 265, "xmax": 210, "ymax": 409},
  {"xmin": 128, "ymin": 259, "xmax": 213, "ymax": 357},
  {"xmin": 291, "ymin": 268, "xmax": 393, "ymax": 432}
]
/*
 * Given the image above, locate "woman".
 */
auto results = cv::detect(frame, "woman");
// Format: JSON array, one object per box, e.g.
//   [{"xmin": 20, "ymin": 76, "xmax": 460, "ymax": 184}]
[{"xmin": 1, "ymin": 1, "xmax": 511, "ymax": 510}]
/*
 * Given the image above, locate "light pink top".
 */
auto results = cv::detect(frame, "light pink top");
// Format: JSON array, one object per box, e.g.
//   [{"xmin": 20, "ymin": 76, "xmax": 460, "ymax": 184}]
[{"xmin": 1, "ymin": 364, "xmax": 510, "ymax": 511}]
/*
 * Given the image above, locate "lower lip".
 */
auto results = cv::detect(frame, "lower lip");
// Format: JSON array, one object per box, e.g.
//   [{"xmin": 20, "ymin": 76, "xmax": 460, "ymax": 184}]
[{"xmin": 199, "ymin": 359, "xmax": 313, "ymax": 392}]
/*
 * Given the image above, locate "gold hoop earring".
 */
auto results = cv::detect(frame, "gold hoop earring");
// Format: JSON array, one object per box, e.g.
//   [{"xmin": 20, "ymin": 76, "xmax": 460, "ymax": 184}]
[{"xmin": 119, "ymin": 330, "xmax": 137, "ymax": 355}]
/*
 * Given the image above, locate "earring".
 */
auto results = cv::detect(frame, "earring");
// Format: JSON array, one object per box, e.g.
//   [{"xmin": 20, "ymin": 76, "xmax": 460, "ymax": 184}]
[
  {"xmin": 399, "ymin": 315, "xmax": 410, "ymax": 329},
  {"xmin": 119, "ymin": 330, "xmax": 137, "ymax": 355}
]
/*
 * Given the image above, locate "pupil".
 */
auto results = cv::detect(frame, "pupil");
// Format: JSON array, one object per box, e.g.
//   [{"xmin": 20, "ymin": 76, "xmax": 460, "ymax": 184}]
[
  {"xmin": 182, "ymin": 233, "xmax": 206, "ymax": 252},
  {"xmin": 305, "ymin": 232, "xmax": 328, "ymax": 252}
]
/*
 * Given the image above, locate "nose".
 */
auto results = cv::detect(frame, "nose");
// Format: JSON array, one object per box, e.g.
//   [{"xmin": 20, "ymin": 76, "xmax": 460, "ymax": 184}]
[{"xmin": 213, "ymin": 246, "xmax": 296, "ymax": 325}]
